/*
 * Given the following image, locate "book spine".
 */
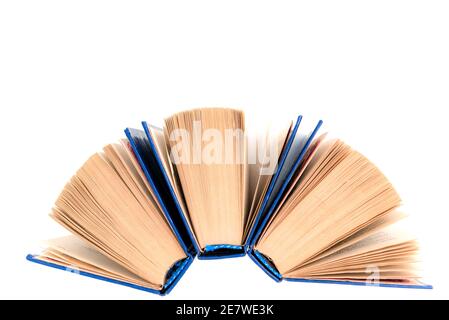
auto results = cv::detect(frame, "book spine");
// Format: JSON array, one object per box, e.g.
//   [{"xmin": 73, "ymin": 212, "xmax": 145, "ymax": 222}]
[{"xmin": 198, "ymin": 244, "xmax": 246, "ymax": 260}]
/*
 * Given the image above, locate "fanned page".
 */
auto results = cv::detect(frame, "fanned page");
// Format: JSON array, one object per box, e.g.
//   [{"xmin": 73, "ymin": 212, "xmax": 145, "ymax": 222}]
[
  {"xmin": 246, "ymin": 117, "xmax": 323, "ymax": 246},
  {"xmin": 254, "ymin": 139, "xmax": 424, "ymax": 286},
  {"xmin": 35, "ymin": 236, "xmax": 158, "ymax": 289},
  {"xmin": 164, "ymin": 108, "xmax": 248, "ymax": 249},
  {"xmin": 244, "ymin": 121, "xmax": 293, "ymax": 240},
  {"xmin": 38, "ymin": 142, "xmax": 187, "ymax": 290}
]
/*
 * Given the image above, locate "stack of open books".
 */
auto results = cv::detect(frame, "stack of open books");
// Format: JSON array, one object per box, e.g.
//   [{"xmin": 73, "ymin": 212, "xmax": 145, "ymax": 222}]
[{"xmin": 27, "ymin": 108, "xmax": 431, "ymax": 294}]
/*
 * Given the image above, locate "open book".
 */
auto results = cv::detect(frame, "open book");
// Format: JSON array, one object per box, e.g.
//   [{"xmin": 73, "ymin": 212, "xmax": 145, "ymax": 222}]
[
  {"xmin": 27, "ymin": 140, "xmax": 194, "ymax": 294},
  {"xmin": 27, "ymin": 107, "xmax": 430, "ymax": 294}
]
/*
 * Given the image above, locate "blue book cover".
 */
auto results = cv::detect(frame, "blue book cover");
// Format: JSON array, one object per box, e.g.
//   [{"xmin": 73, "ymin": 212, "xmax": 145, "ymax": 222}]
[
  {"xmin": 26, "ymin": 253, "xmax": 193, "ymax": 295},
  {"xmin": 125, "ymin": 127, "xmax": 198, "ymax": 256}
]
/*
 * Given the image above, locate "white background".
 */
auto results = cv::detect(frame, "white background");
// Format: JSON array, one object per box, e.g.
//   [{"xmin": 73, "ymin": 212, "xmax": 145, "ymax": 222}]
[{"xmin": 0, "ymin": 1, "xmax": 448, "ymax": 299}]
